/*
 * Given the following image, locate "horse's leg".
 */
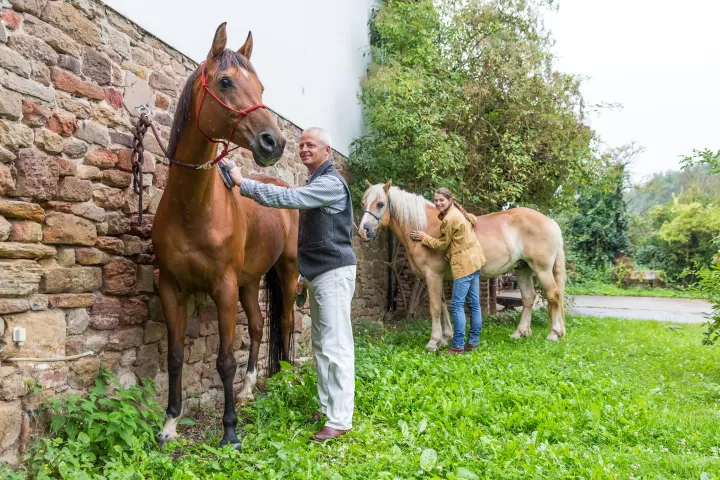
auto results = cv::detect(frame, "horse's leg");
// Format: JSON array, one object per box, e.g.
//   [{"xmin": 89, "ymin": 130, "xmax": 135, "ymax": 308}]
[
  {"xmin": 440, "ymin": 298, "xmax": 453, "ymax": 344},
  {"xmin": 236, "ymin": 281, "xmax": 263, "ymax": 405},
  {"xmin": 425, "ymin": 274, "xmax": 445, "ymax": 351},
  {"xmin": 510, "ymin": 268, "xmax": 535, "ymax": 339},
  {"xmin": 209, "ymin": 276, "xmax": 241, "ymax": 447},
  {"xmin": 276, "ymin": 257, "xmax": 299, "ymax": 363},
  {"xmin": 157, "ymin": 275, "xmax": 188, "ymax": 445},
  {"xmin": 534, "ymin": 268, "xmax": 564, "ymax": 341}
]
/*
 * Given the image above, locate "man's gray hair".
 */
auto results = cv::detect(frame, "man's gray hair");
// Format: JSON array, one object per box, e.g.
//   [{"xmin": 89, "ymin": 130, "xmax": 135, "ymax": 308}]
[{"xmin": 303, "ymin": 127, "xmax": 332, "ymax": 148}]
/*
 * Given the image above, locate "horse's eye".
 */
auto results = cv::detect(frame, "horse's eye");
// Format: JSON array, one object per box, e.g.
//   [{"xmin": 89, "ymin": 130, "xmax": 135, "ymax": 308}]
[
  {"xmin": 219, "ymin": 77, "xmax": 232, "ymax": 89},
  {"xmin": 377, "ymin": 202, "xmax": 384, "ymax": 209}
]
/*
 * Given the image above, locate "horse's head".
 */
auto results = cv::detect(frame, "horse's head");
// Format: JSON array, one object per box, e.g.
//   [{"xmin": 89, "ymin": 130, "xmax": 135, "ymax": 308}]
[
  {"xmin": 196, "ymin": 23, "xmax": 286, "ymax": 166},
  {"xmin": 359, "ymin": 179, "xmax": 393, "ymax": 242}
]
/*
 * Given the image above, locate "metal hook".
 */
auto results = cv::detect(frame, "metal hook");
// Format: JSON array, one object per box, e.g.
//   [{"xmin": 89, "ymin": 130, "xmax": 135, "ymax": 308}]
[{"xmin": 137, "ymin": 104, "xmax": 150, "ymax": 117}]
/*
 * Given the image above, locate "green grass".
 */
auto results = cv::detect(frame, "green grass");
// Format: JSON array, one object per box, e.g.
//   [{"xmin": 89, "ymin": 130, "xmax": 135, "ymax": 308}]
[
  {"xmin": 13, "ymin": 313, "xmax": 720, "ymax": 479},
  {"xmin": 567, "ymin": 280, "xmax": 704, "ymax": 299}
]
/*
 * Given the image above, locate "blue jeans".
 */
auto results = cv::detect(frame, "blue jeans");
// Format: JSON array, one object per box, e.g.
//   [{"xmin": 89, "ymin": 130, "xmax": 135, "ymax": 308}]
[{"xmin": 450, "ymin": 269, "xmax": 482, "ymax": 349}]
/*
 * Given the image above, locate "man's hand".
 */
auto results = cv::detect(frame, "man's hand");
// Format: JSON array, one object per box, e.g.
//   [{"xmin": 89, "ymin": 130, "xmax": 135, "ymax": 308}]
[
  {"xmin": 294, "ymin": 278, "xmax": 307, "ymax": 307},
  {"xmin": 219, "ymin": 159, "xmax": 243, "ymax": 186},
  {"xmin": 296, "ymin": 279, "xmax": 306, "ymax": 296}
]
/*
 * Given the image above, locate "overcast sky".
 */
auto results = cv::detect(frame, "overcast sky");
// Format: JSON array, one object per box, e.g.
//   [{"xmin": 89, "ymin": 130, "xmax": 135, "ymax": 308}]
[{"xmin": 544, "ymin": 0, "xmax": 720, "ymax": 182}]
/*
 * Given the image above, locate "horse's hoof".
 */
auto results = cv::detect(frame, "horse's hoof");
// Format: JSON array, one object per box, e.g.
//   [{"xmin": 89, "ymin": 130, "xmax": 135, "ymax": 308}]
[
  {"xmin": 425, "ymin": 340, "xmax": 439, "ymax": 351},
  {"xmin": 510, "ymin": 330, "xmax": 531, "ymax": 339},
  {"xmin": 157, "ymin": 432, "xmax": 179, "ymax": 447},
  {"xmin": 235, "ymin": 393, "xmax": 254, "ymax": 406},
  {"xmin": 546, "ymin": 332, "xmax": 560, "ymax": 342},
  {"xmin": 220, "ymin": 439, "xmax": 242, "ymax": 450}
]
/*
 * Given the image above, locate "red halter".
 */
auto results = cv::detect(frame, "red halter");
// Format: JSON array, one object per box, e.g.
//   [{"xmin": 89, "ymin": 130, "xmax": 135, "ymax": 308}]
[{"xmin": 195, "ymin": 61, "xmax": 268, "ymax": 165}]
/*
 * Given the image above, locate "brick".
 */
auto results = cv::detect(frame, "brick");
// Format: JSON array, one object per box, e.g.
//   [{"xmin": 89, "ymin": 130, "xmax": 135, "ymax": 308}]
[
  {"xmin": 52, "ymin": 67, "xmax": 103, "ymax": 100},
  {"xmin": 9, "ymin": 148, "xmax": 58, "ymax": 201},
  {"xmin": 1, "ymin": 11, "xmax": 22, "ymax": 30},
  {"xmin": 48, "ymin": 293, "xmax": 95, "ymax": 308},
  {"xmin": 23, "ymin": 13, "xmax": 81, "ymax": 57},
  {"xmin": 2, "ymin": 309, "xmax": 65, "ymax": 359},
  {"xmin": 31, "ymin": 61, "xmax": 51, "ymax": 86},
  {"xmin": 155, "ymin": 93, "xmax": 169, "ymax": 110},
  {"xmin": 41, "ymin": 1, "xmax": 101, "ymax": 47},
  {"xmin": 40, "ymin": 200, "xmax": 72, "ymax": 213},
  {"xmin": 34, "ymin": 128, "xmax": 63, "ymax": 154},
  {"xmin": 82, "ymin": 50, "xmax": 111, "ymax": 85},
  {"xmin": 57, "ymin": 54, "xmax": 81, "ymax": 74},
  {"xmin": 70, "ymin": 202, "xmax": 105, "ymax": 222},
  {"xmin": 95, "ymin": 236, "xmax": 124, "ymax": 254},
  {"xmin": 0, "ymin": 298, "xmax": 29, "ymax": 314},
  {"xmin": 101, "ymin": 169, "xmax": 131, "ymax": 188},
  {"xmin": 106, "ymin": 326, "xmax": 143, "ymax": 351},
  {"xmin": 1, "ymin": 71, "xmax": 54, "ymax": 102},
  {"xmin": 47, "ymin": 111, "xmax": 77, "ymax": 137},
  {"xmin": 0, "ymin": 146, "xmax": 15, "ymax": 163},
  {"xmin": 21, "ymin": 100, "xmax": 51, "ymax": 127},
  {"xmin": 103, "ymin": 257, "xmax": 136, "ymax": 295},
  {"xmin": 120, "ymin": 296, "xmax": 148, "ymax": 325},
  {"xmin": 8, "ymin": 221, "xmax": 41, "ymax": 242},
  {"xmin": 56, "ymin": 177, "xmax": 92, "ymax": 202},
  {"xmin": 0, "ymin": 259, "xmax": 42, "ymax": 295},
  {"xmin": 84, "ymin": 149, "xmax": 117, "ymax": 169},
  {"xmin": 129, "ymin": 214, "xmax": 153, "ymax": 238},
  {"xmin": 0, "ymin": 120, "xmax": 33, "ymax": 149},
  {"xmin": 75, "ymin": 120, "xmax": 109, "ymax": 146},
  {"xmin": 75, "ymin": 247, "xmax": 107, "ymax": 265},
  {"xmin": 0, "ymin": 216, "xmax": 9, "ymax": 241},
  {"xmin": 42, "ymin": 212, "xmax": 96, "ymax": 246},
  {"xmin": 105, "ymin": 87, "xmax": 123, "ymax": 110},
  {"xmin": 62, "ymin": 138, "xmax": 87, "ymax": 159},
  {"xmin": 65, "ymin": 308, "xmax": 89, "ymax": 335},
  {"xmin": 121, "ymin": 234, "xmax": 146, "ymax": 255},
  {"xmin": 0, "ymin": 199, "xmax": 44, "ymax": 222},
  {"xmin": 40, "ymin": 264, "xmax": 101, "ymax": 293},
  {"xmin": 8, "ymin": 0, "xmax": 48, "ymax": 17},
  {"xmin": 105, "ymin": 211, "xmax": 130, "ymax": 235},
  {"xmin": 7, "ymin": 34, "xmax": 57, "ymax": 65},
  {"xmin": 90, "ymin": 103, "xmax": 128, "ymax": 128},
  {"xmin": 109, "ymin": 130, "xmax": 132, "ymax": 147},
  {"xmin": 56, "ymin": 94, "xmax": 90, "ymax": 118},
  {"xmin": 144, "ymin": 321, "xmax": 165, "ymax": 344},
  {"xmin": 153, "ymin": 163, "xmax": 169, "ymax": 189},
  {"xmin": 0, "ymin": 164, "xmax": 14, "ymax": 196},
  {"xmin": 0, "ymin": 45, "xmax": 31, "ymax": 77},
  {"xmin": 90, "ymin": 314, "xmax": 117, "ymax": 330},
  {"xmin": 56, "ymin": 246, "xmax": 74, "ymax": 266},
  {"xmin": 136, "ymin": 264, "xmax": 154, "ymax": 293},
  {"xmin": 0, "ymin": 242, "xmax": 55, "ymax": 259}
]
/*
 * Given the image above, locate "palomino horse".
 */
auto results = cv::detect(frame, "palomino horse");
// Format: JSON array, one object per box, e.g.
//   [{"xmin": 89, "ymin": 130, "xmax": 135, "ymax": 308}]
[
  {"xmin": 151, "ymin": 24, "xmax": 298, "ymax": 448},
  {"xmin": 359, "ymin": 181, "xmax": 566, "ymax": 350}
]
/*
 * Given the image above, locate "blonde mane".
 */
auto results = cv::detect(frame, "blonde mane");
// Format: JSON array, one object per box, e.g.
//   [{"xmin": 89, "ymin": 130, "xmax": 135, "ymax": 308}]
[{"xmin": 363, "ymin": 185, "xmax": 432, "ymax": 231}]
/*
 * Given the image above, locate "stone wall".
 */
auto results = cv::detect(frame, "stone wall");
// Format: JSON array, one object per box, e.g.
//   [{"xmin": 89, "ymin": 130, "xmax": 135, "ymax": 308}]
[{"xmin": 0, "ymin": 0, "xmax": 387, "ymax": 465}]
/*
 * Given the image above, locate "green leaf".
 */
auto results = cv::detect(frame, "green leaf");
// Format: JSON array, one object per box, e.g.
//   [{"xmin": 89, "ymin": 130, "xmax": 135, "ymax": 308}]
[
  {"xmin": 419, "ymin": 448, "xmax": 437, "ymax": 471},
  {"xmin": 456, "ymin": 467, "xmax": 479, "ymax": 479}
]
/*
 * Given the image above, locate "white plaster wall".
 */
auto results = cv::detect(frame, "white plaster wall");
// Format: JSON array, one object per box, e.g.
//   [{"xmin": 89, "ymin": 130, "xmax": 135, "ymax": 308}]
[{"xmin": 103, "ymin": 0, "xmax": 376, "ymax": 157}]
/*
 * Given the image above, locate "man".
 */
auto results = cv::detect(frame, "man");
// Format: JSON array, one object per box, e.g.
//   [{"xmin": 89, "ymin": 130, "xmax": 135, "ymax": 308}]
[{"xmin": 220, "ymin": 127, "xmax": 357, "ymax": 442}]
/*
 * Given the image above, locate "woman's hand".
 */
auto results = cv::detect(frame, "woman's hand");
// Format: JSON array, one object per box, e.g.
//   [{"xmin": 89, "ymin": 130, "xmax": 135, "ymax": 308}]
[
  {"xmin": 410, "ymin": 230, "xmax": 427, "ymax": 242},
  {"xmin": 219, "ymin": 159, "xmax": 243, "ymax": 186}
]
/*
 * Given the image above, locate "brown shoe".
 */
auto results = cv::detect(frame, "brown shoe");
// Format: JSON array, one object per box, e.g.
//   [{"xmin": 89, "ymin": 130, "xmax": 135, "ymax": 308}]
[
  {"xmin": 307, "ymin": 411, "xmax": 326, "ymax": 423},
  {"xmin": 448, "ymin": 347, "xmax": 464, "ymax": 355},
  {"xmin": 464, "ymin": 344, "xmax": 478, "ymax": 351},
  {"xmin": 312, "ymin": 426, "xmax": 351, "ymax": 442}
]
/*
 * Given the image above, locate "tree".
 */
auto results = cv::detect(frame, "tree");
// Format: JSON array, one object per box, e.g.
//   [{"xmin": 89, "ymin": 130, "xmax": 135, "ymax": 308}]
[
  {"xmin": 565, "ymin": 147, "xmax": 633, "ymax": 269},
  {"xmin": 350, "ymin": 0, "xmax": 598, "ymax": 212}
]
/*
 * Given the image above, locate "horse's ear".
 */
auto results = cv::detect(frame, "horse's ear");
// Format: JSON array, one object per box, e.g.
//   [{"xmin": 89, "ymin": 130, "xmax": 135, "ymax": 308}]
[
  {"xmin": 383, "ymin": 179, "xmax": 392, "ymax": 192},
  {"xmin": 365, "ymin": 179, "xmax": 372, "ymax": 189},
  {"xmin": 238, "ymin": 31, "xmax": 253, "ymax": 60},
  {"xmin": 208, "ymin": 22, "xmax": 227, "ymax": 62}
]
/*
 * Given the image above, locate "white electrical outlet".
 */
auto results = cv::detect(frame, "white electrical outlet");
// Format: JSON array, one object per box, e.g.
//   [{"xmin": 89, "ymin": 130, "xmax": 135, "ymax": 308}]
[{"xmin": 12, "ymin": 326, "xmax": 26, "ymax": 347}]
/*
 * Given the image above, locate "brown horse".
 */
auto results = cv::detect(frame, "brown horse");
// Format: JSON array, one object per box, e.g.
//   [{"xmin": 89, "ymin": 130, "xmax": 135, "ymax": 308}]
[
  {"xmin": 359, "ymin": 181, "xmax": 566, "ymax": 349},
  {"xmin": 151, "ymin": 24, "xmax": 298, "ymax": 448}
]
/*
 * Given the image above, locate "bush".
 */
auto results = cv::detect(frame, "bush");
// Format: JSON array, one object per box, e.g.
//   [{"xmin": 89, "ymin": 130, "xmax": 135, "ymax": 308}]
[
  {"xmin": 23, "ymin": 367, "xmax": 164, "ymax": 479},
  {"xmin": 691, "ymin": 260, "xmax": 720, "ymax": 345}
]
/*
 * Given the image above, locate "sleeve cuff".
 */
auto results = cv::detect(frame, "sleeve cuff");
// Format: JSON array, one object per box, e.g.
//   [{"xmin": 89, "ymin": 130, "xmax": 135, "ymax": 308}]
[{"xmin": 239, "ymin": 178, "xmax": 257, "ymax": 197}]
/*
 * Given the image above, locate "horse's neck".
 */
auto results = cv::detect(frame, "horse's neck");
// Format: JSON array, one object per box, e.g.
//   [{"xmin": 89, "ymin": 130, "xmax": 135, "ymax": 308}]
[{"xmin": 168, "ymin": 124, "xmax": 222, "ymax": 210}]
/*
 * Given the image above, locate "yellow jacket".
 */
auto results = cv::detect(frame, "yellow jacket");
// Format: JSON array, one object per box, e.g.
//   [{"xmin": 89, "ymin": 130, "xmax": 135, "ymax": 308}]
[{"xmin": 422, "ymin": 205, "xmax": 486, "ymax": 279}]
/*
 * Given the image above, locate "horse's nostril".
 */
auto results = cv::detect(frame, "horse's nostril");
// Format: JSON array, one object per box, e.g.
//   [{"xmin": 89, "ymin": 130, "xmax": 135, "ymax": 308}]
[{"xmin": 259, "ymin": 132, "xmax": 277, "ymax": 152}]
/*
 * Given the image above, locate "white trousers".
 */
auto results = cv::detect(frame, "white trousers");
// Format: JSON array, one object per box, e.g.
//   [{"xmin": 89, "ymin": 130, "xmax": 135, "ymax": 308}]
[{"xmin": 307, "ymin": 265, "xmax": 356, "ymax": 430}]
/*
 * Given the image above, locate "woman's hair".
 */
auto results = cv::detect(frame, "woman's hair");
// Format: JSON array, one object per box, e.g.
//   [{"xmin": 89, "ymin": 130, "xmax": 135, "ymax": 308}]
[{"xmin": 434, "ymin": 188, "xmax": 476, "ymax": 227}]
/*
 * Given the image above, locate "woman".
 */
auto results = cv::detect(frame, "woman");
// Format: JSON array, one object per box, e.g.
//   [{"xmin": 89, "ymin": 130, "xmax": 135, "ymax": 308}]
[{"xmin": 410, "ymin": 188, "xmax": 486, "ymax": 354}]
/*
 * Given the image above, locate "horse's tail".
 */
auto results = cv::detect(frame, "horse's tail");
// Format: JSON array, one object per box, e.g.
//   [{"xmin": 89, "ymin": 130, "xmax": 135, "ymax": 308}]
[
  {"xmin": 553, "ymin": 242, "xmax": 567, "ymax": 313},
  {"xmin": 264, "ymin": 266, "xmax": 286, "ymax": 377}
]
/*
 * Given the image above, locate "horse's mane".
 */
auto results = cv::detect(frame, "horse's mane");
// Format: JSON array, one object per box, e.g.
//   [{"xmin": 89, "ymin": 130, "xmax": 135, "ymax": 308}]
[
  {"xmin": 167, "ymin": 49, "xmax": 256, "ymax": 159},
  {"xmin": 363, "ymin": 185, "xmax": 432, "ymax": 230}
]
